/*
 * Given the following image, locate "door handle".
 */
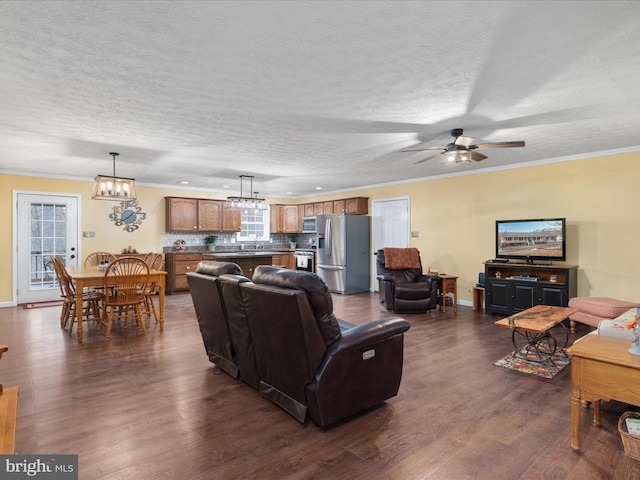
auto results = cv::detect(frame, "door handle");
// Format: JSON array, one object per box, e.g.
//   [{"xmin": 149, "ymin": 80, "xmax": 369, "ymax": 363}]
[{"xmin": 319, "ymin": 265, "xmax": 343, "ymax": 271}]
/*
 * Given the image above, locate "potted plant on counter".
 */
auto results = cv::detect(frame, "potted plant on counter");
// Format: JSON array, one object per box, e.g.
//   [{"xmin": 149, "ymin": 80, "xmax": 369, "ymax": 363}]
[
  {"xmin": 288, "ymin": 234, "xmax": 298, "ymax": 250},
  {"xmin": 204, "ymin": 235, "xmax": 218, "ymax": 251}
]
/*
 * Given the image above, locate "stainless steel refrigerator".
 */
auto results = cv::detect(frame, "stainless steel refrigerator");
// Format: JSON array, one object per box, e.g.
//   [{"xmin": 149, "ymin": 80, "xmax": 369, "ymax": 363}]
[{"xmin": 316, "ymin": 214, "xmax": 370, "ymax": 294}]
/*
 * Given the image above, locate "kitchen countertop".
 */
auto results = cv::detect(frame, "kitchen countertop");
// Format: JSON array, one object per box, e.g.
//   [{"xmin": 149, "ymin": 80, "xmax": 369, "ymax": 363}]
[
  {"xmin": 165, "ymin": 248, "xmax": 315, "ymax": 257},
  {"xmin": 202, "ymin": 250, "xmax": 292, "ymax": 258}
]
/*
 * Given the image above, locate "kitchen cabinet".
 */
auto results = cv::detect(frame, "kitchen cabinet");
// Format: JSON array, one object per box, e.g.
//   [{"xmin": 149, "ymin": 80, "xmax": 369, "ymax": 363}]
[
  {"xmin": 270, "ymin": 205, "xmax": 284, "ymax": 233},
  {"xmin": 231, "ymin": 256, "xmax": 273, "ymax": 280},
  {"xmin": 344, "ymin": 197, "xmax": 368, "ymax": 214},
  {"xmin": 298, "ymin": 205, "xmax": 305, "ymax": 231},
  {"xmin": 270, "ymin": 204, "xmax": 301, "ymax": 233},
  {"xmin": 222, "ymin": 206, "xmax": 241, "ymax": 232},
  {"xmin": 283, "ymin": 205, "xmax": 300, "ymax": 232},
  {"xmin": 166, "ymin": 197, "xmax": 240, "ymax": 232},
  {"xmin": 484, "ymin": 262, "xmax": 577, "ymax": 315},
  {"xmin": 198, "ymin": 199, "xmax": 222, "ymax": 231},
  {"xmin": 276, "ymin": 197, "xmax": 369, "ymax": 229},
  {"xmin": 166, "ymin": 197, "xmax": 199, "ymax": 231},
  {"xmin": 272, "ymin": 253, "xmax": 294, "ymax": 269},
  {"xmin": 304, "ymin": 204, "xmax": 315, "ymax": 217},
  {"xmin": 166, "ymin": 252, "xmax": 202, "ymax": 293}
]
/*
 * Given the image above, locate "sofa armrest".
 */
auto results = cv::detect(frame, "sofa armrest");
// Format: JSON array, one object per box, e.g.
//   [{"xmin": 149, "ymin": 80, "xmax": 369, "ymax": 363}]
[
  {"xmin": 306, "ymin": 316, "xmax": 410, "ymax": 426},
  {"xmin": 325, "ymin": 317, "xmax": 410, "ymax": 355},
  {"xmin": 376, "ymin": 278, "xmax": 397, "ymax": 309},
  {"xmin": 377, "ymin": 274, "xmax": 397, "ymax": 283},
  {"xmin": 418, "ymin": 274, "xmax": 440, "ymax": 286}
]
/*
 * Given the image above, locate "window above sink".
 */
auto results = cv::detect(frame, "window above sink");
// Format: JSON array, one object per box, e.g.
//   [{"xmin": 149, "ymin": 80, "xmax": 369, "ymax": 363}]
[{"xmin": 237, "ymin": 208, "xmax": 270, "ymax": 242}]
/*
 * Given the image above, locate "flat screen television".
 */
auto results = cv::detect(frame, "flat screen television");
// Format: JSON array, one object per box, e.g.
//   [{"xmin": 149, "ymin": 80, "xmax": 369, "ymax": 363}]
[{"xmin": 495, "ymin": 218, "xmax": 566, "ymax": 263}]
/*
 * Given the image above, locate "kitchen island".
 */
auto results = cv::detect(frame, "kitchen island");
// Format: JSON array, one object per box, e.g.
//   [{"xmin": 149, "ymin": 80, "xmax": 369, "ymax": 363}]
[
  {"xmin": 165, "ymin": 249, "xmax": 295, "ymax": 292},
  {"xmin": 203, "ymin": 251, "xmax": 283, "ymax": 280}
]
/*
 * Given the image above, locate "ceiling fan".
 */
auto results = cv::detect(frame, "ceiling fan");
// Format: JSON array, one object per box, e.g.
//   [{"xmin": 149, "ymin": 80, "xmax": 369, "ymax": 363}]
[{"xmin": 403, "ymin": 128, "xmax": 525, "ymax": 164}]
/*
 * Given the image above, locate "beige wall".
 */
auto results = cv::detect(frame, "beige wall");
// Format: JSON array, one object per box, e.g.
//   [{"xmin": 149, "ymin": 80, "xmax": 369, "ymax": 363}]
[
  {"xmin": 301, "ymin": 152, "xmax": 640, "ymax": 303},
  {"xmin": 0, "ymin": 176, "xmax": 229, "ymax": 304},
  {"xmin": 2, "ymin": 151, "xmax": 639, "ymax": 305}
]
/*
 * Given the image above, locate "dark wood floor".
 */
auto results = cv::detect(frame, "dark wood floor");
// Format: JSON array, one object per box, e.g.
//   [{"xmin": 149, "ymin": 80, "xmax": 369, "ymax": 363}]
[{"xmin": 1, "ymin": 293, "xmax": 639, "ymax": 479}]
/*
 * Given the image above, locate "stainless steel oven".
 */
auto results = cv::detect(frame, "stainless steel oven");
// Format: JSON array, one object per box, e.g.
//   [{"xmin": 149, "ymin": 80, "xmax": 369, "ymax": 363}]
[{"xmin": 294, "ymin": 250, "xmax": 315, "ymax": 272}]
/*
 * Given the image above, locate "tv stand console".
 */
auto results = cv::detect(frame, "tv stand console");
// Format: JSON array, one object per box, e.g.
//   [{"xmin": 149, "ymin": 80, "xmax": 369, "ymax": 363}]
[{"xmin": 484, "ymin": 262, "xmax": 578, "ymax": 316}]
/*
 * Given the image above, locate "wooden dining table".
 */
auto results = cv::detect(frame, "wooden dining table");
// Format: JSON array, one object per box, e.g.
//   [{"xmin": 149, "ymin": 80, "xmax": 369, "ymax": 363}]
[{"xmin": 65, "ymin": 266, "xmax": 167, "ymax": 343}]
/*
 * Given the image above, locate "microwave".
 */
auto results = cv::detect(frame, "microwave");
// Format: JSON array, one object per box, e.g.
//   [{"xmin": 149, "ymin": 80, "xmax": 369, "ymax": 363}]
[{"xmin": 302, "ymin": 216, "xmax": 317, "ymax": 233}]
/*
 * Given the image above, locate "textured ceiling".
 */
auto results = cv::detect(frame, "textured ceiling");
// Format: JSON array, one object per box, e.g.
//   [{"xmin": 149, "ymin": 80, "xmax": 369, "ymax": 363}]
[{"xmin": 1, "ymin": 1, "xmax": 640, "ymax": 198}]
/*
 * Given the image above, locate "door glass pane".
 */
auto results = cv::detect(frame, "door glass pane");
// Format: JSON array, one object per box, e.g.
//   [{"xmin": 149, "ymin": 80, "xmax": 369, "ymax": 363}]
[{"xmin": 29, "ymin": 202, "xmax": 67, "ymax": 290}]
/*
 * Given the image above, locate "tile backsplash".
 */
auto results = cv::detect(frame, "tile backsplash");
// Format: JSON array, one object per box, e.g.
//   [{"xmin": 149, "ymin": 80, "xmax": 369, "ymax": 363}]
[{"xmin": 164, "ymin": 232, "xmax": 316, "ymax": 250}]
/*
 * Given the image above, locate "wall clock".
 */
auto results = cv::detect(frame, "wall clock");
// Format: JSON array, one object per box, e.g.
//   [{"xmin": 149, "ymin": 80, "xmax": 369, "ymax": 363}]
[{"xmin": 109, "ymin": 200, "xmax": 147, "ymax": 232}]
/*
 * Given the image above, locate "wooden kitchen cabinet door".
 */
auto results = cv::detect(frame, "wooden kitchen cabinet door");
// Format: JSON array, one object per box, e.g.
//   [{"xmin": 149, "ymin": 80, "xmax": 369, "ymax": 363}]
[
  {"xmin": 222, "ymin": 206, "xmax": 241, "ymax": 232},
  {"xmin": 166, "ymin": 197, "xmax": 198, "ymax": 231},
  {"xmin": 198, "ymin": 199, "xmax": 222, "ymax": 231}
]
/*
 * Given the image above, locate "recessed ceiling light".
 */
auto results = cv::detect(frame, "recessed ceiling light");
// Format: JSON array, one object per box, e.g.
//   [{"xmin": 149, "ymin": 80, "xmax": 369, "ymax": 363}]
[
  {"xmin": 315, "ymin": 187, "xmax": 323, "ymax": 190},
  {"xmin": 223, "ymin": 185, "xmax": 230, "ymax": 189},
  {"xmin": 179, "ymin": 181, "xmax": 189, "ymax": 185},
  {"xmin": 286, "ymin": 191, "xmax": 293, "ymax": 195}
]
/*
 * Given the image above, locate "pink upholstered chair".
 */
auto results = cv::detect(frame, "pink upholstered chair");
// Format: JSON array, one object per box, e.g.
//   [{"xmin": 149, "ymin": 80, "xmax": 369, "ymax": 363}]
[{"xmin": 568, "ymin": 297, "xmax": 637, "ymax": 332}]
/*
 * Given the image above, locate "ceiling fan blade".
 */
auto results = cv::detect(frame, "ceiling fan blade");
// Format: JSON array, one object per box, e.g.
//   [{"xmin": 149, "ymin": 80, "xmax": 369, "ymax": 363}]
[
  {"xmin": 454, "ymin": 135, "xmax": 475, "ymax": 147},
  {"xmin": 470, "ymin": 151, "xmax": 488, "ymax": 162},
  {"xmin": 414, "ymin": 152, "xmax": 445, "ymax": 164},
  {"xmin": 471, "ymin": 141, "xmax": 525, "ymax": 149},
  {"xmin": 401, "ymin": 146, "xmax": 445, "ymax": 152}
]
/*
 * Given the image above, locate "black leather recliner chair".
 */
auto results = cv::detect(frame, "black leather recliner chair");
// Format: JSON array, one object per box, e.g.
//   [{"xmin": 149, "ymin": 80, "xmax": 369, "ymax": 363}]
[
  {"xmin": 187, "ymin": 261, "xmax": 260, "ymax": 390},
  {"xmin": 376, "ymin": 249, "xmax": 441, "ymax": 313},
  {"xmin": 187, "ymin": 261, "xmax": 242, "ymax": 377},
  {"xmin": 217, "ymin": 272, "xmax": 260, "ymax": 390},
  {"xmin": 188, "ymin": 262, "xmax": 411, "ymax": 426},
  {"xmin": 245, "ymin": 266, "xmax": 411, "ymax": 427}
]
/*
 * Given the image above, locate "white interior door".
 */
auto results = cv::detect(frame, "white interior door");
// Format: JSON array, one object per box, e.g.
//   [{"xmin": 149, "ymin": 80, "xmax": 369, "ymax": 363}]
[
  {"xmin": 371, "ymin": 197, "xmax": 410, "ymax": 291},
  {"xmin": 15, "ymin": 192, "xmax": 80, "ymax": 304}
]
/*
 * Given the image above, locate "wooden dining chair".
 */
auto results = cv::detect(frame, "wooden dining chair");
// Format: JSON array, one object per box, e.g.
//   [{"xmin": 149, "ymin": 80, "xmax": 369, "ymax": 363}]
[
  {"xmin": 84, "ymin": 252, "xmax": 118, "ymax": 296},
  {"xmin": 84, "ymin": 252, "xmax": 117, "ymax": 268},
  {"xmin": 100, "ymin": 257, "xmax": 150, "ymax": 340},
  {"xmin": 50, "ymin": 255, "xmax": 104, "ymax": 334},
  {"xmin": 142, "ymin": 253, "xmax": 165, "ymax": 324},
  {"xmin": 50, "ymin": 255, "xmax": 72, "ymax": 329}
]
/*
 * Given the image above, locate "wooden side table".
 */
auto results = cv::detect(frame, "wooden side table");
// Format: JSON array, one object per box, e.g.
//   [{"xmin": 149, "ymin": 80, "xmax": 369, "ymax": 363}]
[
  {"xmin": 439, "ymin": 275, "xmax": 458, "ymax": 313},
  {"xmin": 566, "ymin": 334, "xmax": 640, "ymax": 451},
  {"xmin": 473, "ymin": 286, "xmax": 484, "ymax": 311}
]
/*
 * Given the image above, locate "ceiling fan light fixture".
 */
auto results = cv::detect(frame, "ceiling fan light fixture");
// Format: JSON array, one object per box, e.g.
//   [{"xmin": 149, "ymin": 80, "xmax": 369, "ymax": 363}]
[
  {"xmin": 412, "ymin": 128, "xmax": 524, "ymax": 165},
  {"xmin": 444, "ymin": 150, "xmax": 471, "ymax": 164},
  {"xmin": 92, "ymin": 152, "xmax": 137, "ymax": 200}
]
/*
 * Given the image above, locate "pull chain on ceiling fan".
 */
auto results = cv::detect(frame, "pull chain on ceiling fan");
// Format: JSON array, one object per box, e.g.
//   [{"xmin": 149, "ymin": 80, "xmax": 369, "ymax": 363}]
[{"xmin": 404, "ymin": 128, "xmax": 525, "ymax": 164}]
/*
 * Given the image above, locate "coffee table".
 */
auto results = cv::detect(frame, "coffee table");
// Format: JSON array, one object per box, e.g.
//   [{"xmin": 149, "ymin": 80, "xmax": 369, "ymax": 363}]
[{"xmin": 495, "ymin": 305, "xmax": 578, "ymax": 366}]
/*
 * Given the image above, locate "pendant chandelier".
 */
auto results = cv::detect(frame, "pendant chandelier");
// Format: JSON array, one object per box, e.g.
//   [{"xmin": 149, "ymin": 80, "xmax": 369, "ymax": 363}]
[
  {"xmin": 92, "ymin": 152, "xmax": 137, "ymax": 200},
  {"xmin": 226, "ymin": 175, "xmax": 267, "ymax": 210}
]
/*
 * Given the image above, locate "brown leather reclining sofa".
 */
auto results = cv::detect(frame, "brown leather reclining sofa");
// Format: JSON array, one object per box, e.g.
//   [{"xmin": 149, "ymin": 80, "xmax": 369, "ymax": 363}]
[{"xmin": 187, "ymin": 262, "xmax": 410, "ymax": 427}]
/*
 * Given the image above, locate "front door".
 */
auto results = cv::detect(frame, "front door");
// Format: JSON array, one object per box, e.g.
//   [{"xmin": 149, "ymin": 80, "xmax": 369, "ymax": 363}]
[{"xmin": 15, "ymin": 192, "xmax": 80, "ymax": 304}]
